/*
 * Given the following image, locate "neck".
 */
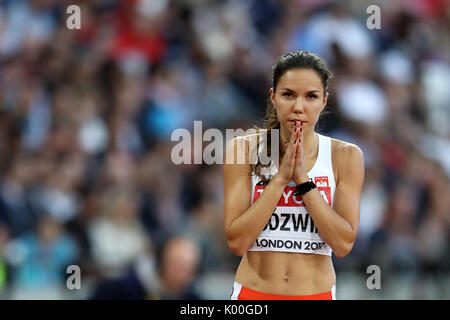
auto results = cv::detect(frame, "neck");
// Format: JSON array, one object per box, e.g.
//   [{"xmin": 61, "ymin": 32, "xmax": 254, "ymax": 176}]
[{"xmin": 280, "ymin": 126, "xmax": 318, "ymax": 155}]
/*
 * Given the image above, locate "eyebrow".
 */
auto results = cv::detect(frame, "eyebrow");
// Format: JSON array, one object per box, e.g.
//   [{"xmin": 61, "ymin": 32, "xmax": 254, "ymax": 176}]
[{"xmin": 280, "ymin": 88, "xmax": 321, "ymax": 93}]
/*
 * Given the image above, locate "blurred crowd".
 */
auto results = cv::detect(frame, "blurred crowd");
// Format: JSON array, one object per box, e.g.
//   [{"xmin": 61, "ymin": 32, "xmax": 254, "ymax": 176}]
[{"xmin": 0, "ymin": 0, "xmax": 449, "ymax": 299}]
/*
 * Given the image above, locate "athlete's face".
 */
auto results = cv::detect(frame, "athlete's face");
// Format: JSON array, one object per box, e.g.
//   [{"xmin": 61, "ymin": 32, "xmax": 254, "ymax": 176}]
[{"xmin": 270, "ymin": 68, "xmax": 328, "ymax": 134}]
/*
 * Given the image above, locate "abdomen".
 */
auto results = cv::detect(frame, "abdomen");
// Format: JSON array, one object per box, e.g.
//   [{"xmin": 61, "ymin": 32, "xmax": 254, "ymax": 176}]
[{"xmin": 235, "ymin": 251, "xmax": 336, "ymax": 295}]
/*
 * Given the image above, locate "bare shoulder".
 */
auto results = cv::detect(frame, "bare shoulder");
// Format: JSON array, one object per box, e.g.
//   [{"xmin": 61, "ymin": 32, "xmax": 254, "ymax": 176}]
[
  {"xmin": 331, "ymin": 138, "xmax": 364, "ymax": 161},
  {"xmin": 224, "ymin": 129, "xmax": 265, "ymax": 165},
  {"xmin": 330, "ymin": 138, "xmax": 365, "ymax": 183}
]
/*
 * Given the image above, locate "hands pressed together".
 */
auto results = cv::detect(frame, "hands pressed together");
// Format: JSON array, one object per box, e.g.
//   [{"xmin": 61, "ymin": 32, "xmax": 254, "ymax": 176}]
[{"xmin": 276, "ymin": 121, "xmax": 311, "ymax": 186}]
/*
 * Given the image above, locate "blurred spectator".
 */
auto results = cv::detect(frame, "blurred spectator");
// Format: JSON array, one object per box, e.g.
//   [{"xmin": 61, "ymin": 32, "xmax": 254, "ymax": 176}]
[
  {"xmin": 3, "ymin": 215, "xmax": 79, "ymax": 299},
  {"xmin": 156, "ymin": 235, "xmax": 202, "ymax": 299},
  {"xmin": 0, "ymin": 223, "xmax": 10, "ymax": 297},
  {"xmin": 90, "ymin": 235, "xmax": 202, "ymax": 300},
  {"xmin": 87, "ymin": 187, "xmax": 150, "ymax": 278},
  {"xmin": 0, "ymin": 154, "xmax": 38, "ymax": 238}
]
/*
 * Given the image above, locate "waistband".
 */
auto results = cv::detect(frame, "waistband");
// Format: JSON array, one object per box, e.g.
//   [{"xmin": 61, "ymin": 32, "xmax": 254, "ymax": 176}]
[{"xmin": 231, "ymin": 282, "xmax": 336, "ymax": 300}]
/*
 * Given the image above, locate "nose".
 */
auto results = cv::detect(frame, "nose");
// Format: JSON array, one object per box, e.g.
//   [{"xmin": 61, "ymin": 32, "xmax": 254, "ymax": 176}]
[{"xmin": 292, "ymin": 97, "xmax": 305, "ymax": 113}]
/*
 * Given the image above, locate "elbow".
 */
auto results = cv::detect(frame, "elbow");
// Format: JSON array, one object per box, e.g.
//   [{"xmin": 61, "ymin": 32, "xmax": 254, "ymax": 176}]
[
  {"xmin": 333, "ymin": 240, "xmax": 354, "ymax": 259},
  {"xmin": 228, "ymin": 242, "xmax": 246, "ymax": 257},
  {"xmin": 226, "ymin": 237, "xmax": 248, "ymax": 257},
  {"xmin": 230, "ymin": 247, "xmax": 245, "ymax": 257}
]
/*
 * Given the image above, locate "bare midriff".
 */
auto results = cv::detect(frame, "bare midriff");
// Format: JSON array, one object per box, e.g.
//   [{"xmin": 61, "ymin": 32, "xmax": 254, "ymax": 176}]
[{"xmin": 234, "ymin": 251, "xmax": 336, "ymax": 296}]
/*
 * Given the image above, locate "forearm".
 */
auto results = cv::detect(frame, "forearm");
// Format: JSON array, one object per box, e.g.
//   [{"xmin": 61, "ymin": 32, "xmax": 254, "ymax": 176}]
[
  {"xmin": 302, "ymin": 189, "xmax": 355, "ymax": 258},
  {"xmin": 227, "ymin": 175, "xmax": 286, "ymax": 255}
]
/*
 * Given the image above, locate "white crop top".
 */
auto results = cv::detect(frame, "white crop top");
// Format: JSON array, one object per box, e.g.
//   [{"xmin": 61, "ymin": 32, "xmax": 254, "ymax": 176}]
[{"xmin": 248, "ymin": 133, "xmax": 336, "ymax": 256}]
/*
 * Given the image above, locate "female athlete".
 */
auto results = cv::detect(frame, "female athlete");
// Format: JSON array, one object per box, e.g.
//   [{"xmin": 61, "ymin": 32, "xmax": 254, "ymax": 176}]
[{"xmin": 223, "ymin": 50, "xmax": 365, "ymax": 300}]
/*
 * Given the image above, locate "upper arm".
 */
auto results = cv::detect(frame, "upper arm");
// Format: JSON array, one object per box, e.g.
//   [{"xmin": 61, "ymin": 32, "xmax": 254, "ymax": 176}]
[
  {"xmin": 332, "ymin": 142, "xmax": 365, "ymax": 240},
  {"xmin": 223, "ymin": 136, "xmax": 252, "ymax": 238}
]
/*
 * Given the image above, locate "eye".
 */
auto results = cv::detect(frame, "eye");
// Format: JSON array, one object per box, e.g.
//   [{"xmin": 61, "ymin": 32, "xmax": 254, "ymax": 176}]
[
  {"xmin": 307, "ymin": 93, "xmax": 318, "ymax": 99},
  {"xmin": 282, "ymin": 92, "xmax": 293, "ymax": 98}
]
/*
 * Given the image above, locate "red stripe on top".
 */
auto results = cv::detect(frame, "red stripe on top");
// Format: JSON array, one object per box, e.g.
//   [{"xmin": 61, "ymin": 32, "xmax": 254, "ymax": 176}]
[{"xmin": 253, "ymin": 185, "xmax": 331, "ymax": 207}]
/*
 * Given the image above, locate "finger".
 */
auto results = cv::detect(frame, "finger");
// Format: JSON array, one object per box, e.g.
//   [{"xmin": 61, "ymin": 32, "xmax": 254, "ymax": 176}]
[
  {"xmin": 294, "ymin": 132, "xmax": 301, "ymax": 163},
  {"xmin": 290, "ymin": 140, "xmax": 299, "ymax": 166},
  {"xmin": 286, "ymin": 125, "xmax": 298, "ymax": 150},
  {"xmin": 287, "ymin": 135, "xmax": 298, "ymax": 161},
  {"xmin": 293, "ymin": 121, "xmax": 300, "ymax": 145},
  {"xmin": 292, "ymin": 124, "xmax": 298, "ymax": 140},
  {"xmin": 299, "ymin": 125, "xmax": 304, "ymax": 158},
  {"xmin": 283, "ymin": 126, "xmax": 297, "ymax": 151},
  {"xmin": 281, "ymin": 128, "xmax": 297, "ymax": 167},
  {"xmin": 294, "ymin": 121, "xmax": 301, "ymax": 141},
  {"xmin": 292, "ymin": 122, "xmax": 301, "ymax": 162}
]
